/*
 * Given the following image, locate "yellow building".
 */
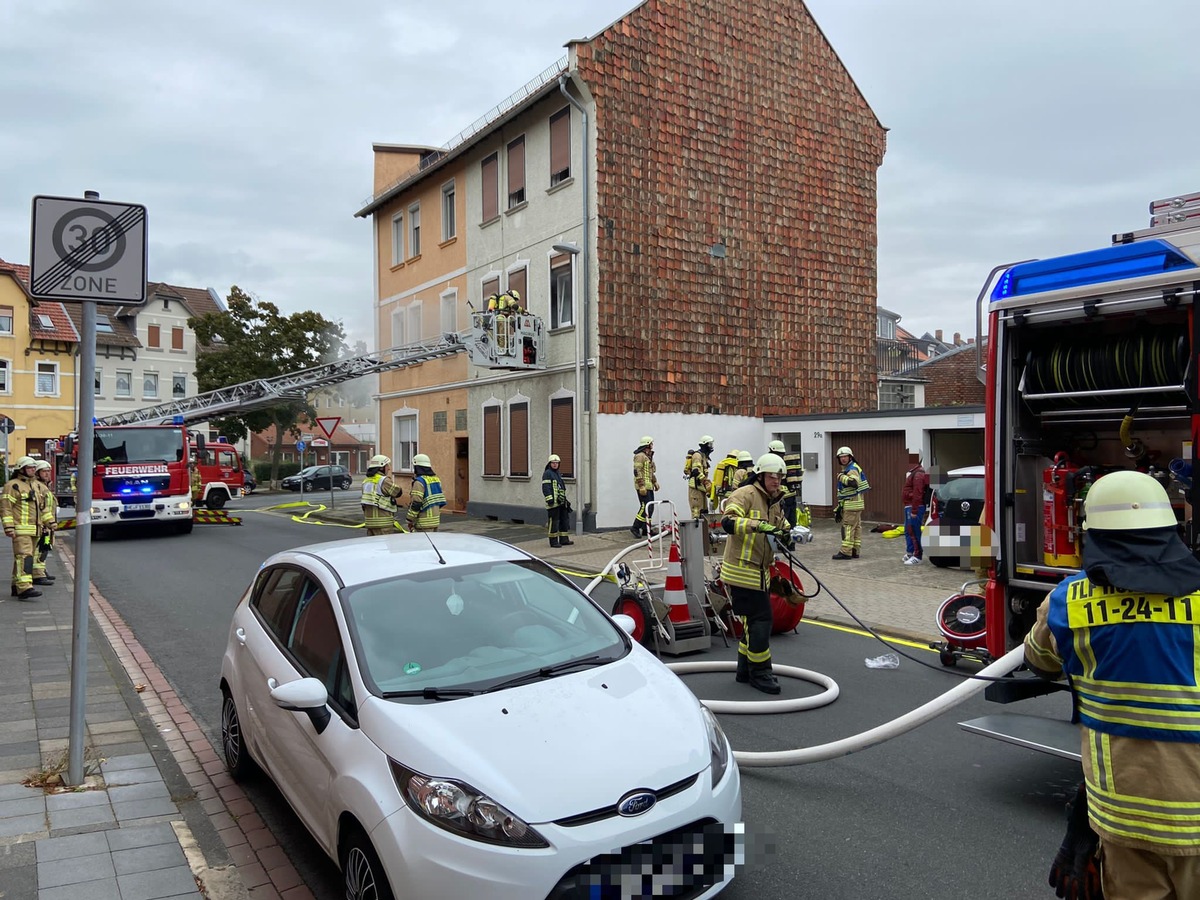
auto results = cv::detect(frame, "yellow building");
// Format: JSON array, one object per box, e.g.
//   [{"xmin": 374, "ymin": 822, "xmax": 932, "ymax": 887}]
[{"xmin": 0, "ymin": 259, "xmax": 80, "ymax": 462}]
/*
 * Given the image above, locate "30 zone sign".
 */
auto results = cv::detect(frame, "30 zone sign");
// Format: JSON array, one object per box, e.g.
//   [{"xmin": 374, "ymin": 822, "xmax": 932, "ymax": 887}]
[{"xmin": 30, "ymin": 195, "xmax": 148, "ymax": 305}]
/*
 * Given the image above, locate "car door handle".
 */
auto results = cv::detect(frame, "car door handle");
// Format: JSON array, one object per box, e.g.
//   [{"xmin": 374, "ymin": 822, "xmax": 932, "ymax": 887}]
[
  {"xmin": 267, "ymin": 678, "xmax": 278, "ymax": 690},
  {"xmin": 235, "ymin": 627, "xmax": 247, "ymax": 646}
]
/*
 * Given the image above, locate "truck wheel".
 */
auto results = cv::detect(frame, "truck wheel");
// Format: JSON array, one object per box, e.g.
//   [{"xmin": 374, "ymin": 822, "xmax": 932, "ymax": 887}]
[
  {"xmin": 206, "ymin": 493, "xmax": 227, "ymax": 510},
  {"xmin": 177, "ymin": 519, "xmax": 194, "ymax": 535}
]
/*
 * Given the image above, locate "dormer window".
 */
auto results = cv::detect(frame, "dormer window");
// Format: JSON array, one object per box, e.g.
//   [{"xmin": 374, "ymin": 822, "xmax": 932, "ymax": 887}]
[
  {"xmin": 95, "ymin": 315, "xmax": 114, "ymax": 333},
  {"xmin": 36, "ymin": 313, "xmax": 53, "ymax": 329}
]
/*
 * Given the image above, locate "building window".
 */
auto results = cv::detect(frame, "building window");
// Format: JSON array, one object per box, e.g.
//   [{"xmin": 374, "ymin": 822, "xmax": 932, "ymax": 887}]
[
  {"xmin": 392, "ymin": 308, "xmax": 405, "ymax": 346},
  {"xmin": 115, "ymin": 370, "xmax": 132, "ymax": 398},
  {"xmin": 408, "ymin": 203, "xmax": 421, "ymax": 257},
  {"xmin": 549, "ymin": 108, "xmax": 570, "ymax": 186},
  {"xmin": 481, "ymin": 153, "xmax": 499, "ymax": 222},
  {"xmin": 143, "ymin": 372, "xmax": 159, "ymax": 399},
  {"xmin": 407, "ymin": 302, "xmax": 422, "ymax": 343},
  {"xmin": 508, "ymin": 401, "xmax": 529, "ymax": 477},
  {"xmin": 507, "ymin": 267, "xmax": 527, "ymax": 308},
  {"xmin": 173, "ymin": 374, "xmax": 187, "ymax": 398},
  {"xmin": 550, "ymin": 396, "xmax": 574, "ymax": 478},
  {"xmin": 94, "ymin": 368, "xmax": 102, "ymax": 397},
  {"xmin": 550, "ymin": 253, "xmax": 573, "ymax": 328},
  {"xmin": 878, "ymin": 382, "xmax": 916, "ymax": 411},
  {"xmin": 441, "ymin": 181, "xmax": 456, "ymax": 241},
  {"xmin": 172, "ymin": 327, "xmax": 184, "ymax": 350},
  {"xmin": 0, "ymin": 306, "xmax": 12, "ymax": 334},
  {"xmin": 0, "ymin": 360, "xmax": 9, "ymax": 393},
  {"xmin": 482, "ymin": 276, "xmax": 499, "ymax": 305},
  {"xmin": 433, "ymin": 411, "xmax": 448, "ymax": 432},
  {"xmin": 440, "ymin": 290, "xmax": 457, "ymax": 335},
  {"xmin": 391, "ymin": 212, "xmax": 404, "ymax": 264},
  {"xmin": 395, "ymin": 415, "xmax": 418, "ymax": 472},
  {"xmin": 877, "ymin": 313, "xmax": 896, "ymax": 340},
  {"xmin": 483, "ymin": 404, "xmax": 502, "ymax": 475},
  {"xmin": 35, "ymin": 361, "xmax": 58, "ymax": 396},
  {"xmin": 455, "ymin": 409, "xmax": 467, "ymax": 431},
  {"xmin": 95, "ymin": 314, "xmax": 114, "ymax": 333},
  {"xmin": 507, "ymin": 136, "xmax": 526, "ymax": 208},
  {"xmin": 147, "ymin": 324, "xmax": 160, "ymax": 348}
]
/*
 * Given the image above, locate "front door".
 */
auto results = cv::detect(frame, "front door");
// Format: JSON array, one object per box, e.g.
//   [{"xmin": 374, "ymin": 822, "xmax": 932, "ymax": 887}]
[{"xmin": 455, "ymin": 437, "xmax": 469, "ymax": 510}]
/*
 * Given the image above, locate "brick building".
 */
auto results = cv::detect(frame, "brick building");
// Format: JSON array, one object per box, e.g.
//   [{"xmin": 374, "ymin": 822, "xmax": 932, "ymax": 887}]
[
  {"xmin": 358, "ymin": 0, "xmax": 885, "ymax": 529},
  {"xmin": 917, "ymin": 340, "xmax": 986, "ymax": 408}
]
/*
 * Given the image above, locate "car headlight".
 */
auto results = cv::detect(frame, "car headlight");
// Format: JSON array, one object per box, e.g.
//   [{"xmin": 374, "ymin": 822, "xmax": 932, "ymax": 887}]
[
  {"xmin": 175, "ymin": 500, "xmax": 191, "ymax": 510},
  {"xmin": 389, "ymin": 759, "xmax": 548, "ymax": 848},
  {"xmin": 702, "ymin": 707, "xmax": 731, "ymax": 788}
]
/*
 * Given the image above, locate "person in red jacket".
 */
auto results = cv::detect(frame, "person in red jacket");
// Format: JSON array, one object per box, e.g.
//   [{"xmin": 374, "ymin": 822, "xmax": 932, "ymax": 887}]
[{"xmin": 902, "ymin": 455, "xmax": 929, "ymax": 565}]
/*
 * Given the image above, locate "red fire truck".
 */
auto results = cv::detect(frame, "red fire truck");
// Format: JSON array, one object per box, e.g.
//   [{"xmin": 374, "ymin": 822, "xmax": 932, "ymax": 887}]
[{"xmin": 961, "ymin": 193, "xmax": 1200, "ymax": 756}]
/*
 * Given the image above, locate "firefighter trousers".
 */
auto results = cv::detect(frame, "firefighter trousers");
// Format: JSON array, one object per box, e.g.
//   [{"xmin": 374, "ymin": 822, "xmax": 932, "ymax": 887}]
[
  {"xmin": 633, "ymin": 490, "xmax": 654, "ymax": 533},
  {"xmin": 1101, "ymin": 840, "xmax": 1200, "ymax": 899},
  {"xmin": 688, "ymin": 487, "xmax": 709, "ymax": 519},
  {"xmin": 10, "ymin": 534, "xmax": 35, "ymax": 592},
  {"xmin": 840, "ymin": 507, "xmax": 863, "ymax": 554},
  {"xmin": 730, "ymin": 585, "xmax": 772, "ymax": 672}
]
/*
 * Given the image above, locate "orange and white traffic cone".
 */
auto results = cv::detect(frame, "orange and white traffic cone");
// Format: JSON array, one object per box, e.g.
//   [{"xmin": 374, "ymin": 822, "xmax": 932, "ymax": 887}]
[{"xmin": 664, "ymin": 540, "xmax": 690, "ymax": 623}]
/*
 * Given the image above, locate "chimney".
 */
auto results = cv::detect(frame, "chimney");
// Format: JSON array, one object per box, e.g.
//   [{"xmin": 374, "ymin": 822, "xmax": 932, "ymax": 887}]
[
  {"xmin": 953, "ymin": 332, "xmax": 961, "ymax": 346},
  {"xmin": 967, "ymin": 337, "xmax": 974, "ymax": 344},
  {"xmin": 935, "ymin": 329, "xmax": 943, "ymax": 342}
]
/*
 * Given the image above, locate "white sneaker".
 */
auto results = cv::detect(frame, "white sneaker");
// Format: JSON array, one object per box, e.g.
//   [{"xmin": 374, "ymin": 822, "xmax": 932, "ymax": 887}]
[
  {"xmin": 904, "ymin": 555, "xmax": 922, "ymax": 565},
  {"xmin": 902, "ymin": 553, "xmax": 911, "ymax": 562}
]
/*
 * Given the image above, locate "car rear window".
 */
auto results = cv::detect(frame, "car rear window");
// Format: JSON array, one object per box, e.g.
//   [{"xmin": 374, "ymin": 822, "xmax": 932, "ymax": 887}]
[{"xmin": 939, "ymin": 477, "xmax": 985, "ymax": 502}]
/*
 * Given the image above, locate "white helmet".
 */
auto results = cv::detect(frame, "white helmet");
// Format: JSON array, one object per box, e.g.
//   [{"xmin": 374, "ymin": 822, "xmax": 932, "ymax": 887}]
[
  {"xmin": 34, "ymin": 460, "xmax": 51, "ymax": 472},
  {"xmin": 1084, "ymin": 471, "xmax": 1176, "ymax": 531},
  {"xmin": 15, "ymin": 456, "xmax": 36, "ymax": 470},
  {"xmin": 548, "ymin": 454, "xmax": 561, "ymax": 464},
  {"xmin": 756, "ymin": 453, "xmax": 786, "ymax": 475},
  {"xmin": 413, "ymin": 453, "xmax": 432, "ymax": 468},
  {"xmin": 836, "ymin": 446, "xmax": 854, "ymax": 458},
  {"xmin": 638, "ymin": 436, "xmax": 654, "ymax": 447},
  {"xmin": 699, "ymin": 435, "xmax": 714, "ymax": 446},
  {"xmin": 369, "ymin": 454, "xmax": 391, "ymax": 468},
  {"xmin": 768, "ymin": 440, "xmax": 786, "ymax": 453},
  {"xmin": 736, "ymin": 450, "xmax": 754, "ymax": 463}
]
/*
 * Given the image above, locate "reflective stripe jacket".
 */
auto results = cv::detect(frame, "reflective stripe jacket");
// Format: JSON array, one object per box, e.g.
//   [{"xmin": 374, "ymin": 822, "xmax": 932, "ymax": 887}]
[
  {"xmin": 33, "ymin": 480, "xmax": 56, "ymax": 535},
  {"xmin": 542, "ymin": 466, "xmax": 567, "ymax": 508},
  {"xmin": 782, "ymin": 451, "xmax": 804, "ymax": 492},
  {"xmin": 407, "ymin": 475, "xmax": 446, "ymax": 529},
  {"xmin": 836, "ymin": 462, "xmax": 869, "ymax": 510},
  {"xmin": 361, "ymin": 473, "xmax": 402, "ymax": 529},
  {"xmin": 688, "ymin": 450, "xmax": 711, "ymax": 491},
  {"xmin": 1, "ymin": 475, "xmax": 40, "ymax": 536},
  {"xmin": 719, "ymin": 482, "xmax": 787, "ymax": 591},
  {"xmin": 1025, "ymin": 572, "xmax": 1200, "ymax": 854},
  {"xmin": 633, "ymin": 451, "xmax": 659, "ymax": 494}
]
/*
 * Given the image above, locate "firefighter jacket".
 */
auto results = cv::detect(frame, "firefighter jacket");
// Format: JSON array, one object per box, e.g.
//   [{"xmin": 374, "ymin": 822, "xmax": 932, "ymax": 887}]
[
  {"xmin": 542, "ymin": 465, "xmax": 568, "ymax": 508},
  {"xmin": 780, "ymin": 451, "xmax": 804, "ymax": 497},
  {"xmin": 32, "ymin": 480, "xmax": 56, "ymax": 536},
  {"xmin": 361, "ymin": 473, "xmax": 402, "ymax": 514},
  {"xmin": 1025, "ymin": 572, "xmax": 1200, "ymax": 855},
  {"xmin": 688, "ymin": 450, "xmax": 711, "ymax": 491},
  {"xmin": 1, "ymin": 474, "xmax": 41, "ymax": 537},
  {"xmin": 407, "ymin": 474, "xmax": 446, "ymax": 530},
  {"xmin": 719, "ymin": 481, "xmax": 788, "ymax": 592},
  {"xmin": 836, "ymin": 461, "xmax": 870, "ymax": 510},
  {"xmin": 730, "ymin": 466, "xmax": 750, "ymax": 493},
  {"xmin": 633, "ymin": 451, "xmax": 659, "ymax": 495}
]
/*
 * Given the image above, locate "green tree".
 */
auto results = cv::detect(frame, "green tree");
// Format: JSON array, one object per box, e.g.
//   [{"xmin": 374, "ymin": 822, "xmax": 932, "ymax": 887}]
[{"xmin": 189, "ymin": 286, "xmax": 346, "ymax": 487}]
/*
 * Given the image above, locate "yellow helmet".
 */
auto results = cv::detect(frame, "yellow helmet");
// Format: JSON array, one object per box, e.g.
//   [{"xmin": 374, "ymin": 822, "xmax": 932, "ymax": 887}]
[
  {"xmin": 699, "ymin": 435, "xmax": 715, "ymax": 446},
  {"xmin": 507, "ymin": 289, "xmax": 521, "ymax": 304},
  {"xmin": 413, "ymin": 453, "xmax": 432, "ymax": 468},
  {"xmin": 1084, "ymin": 471, "xmax": 1176, "ymax": 531},
  {"xmin": 756, "ymin": 453, "xmax": 786, "ymax": 475}
]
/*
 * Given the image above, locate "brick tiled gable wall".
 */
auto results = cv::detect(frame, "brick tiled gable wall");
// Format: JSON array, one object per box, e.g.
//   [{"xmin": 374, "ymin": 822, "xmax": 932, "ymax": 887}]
[
  {"xmin": 920, "ymin": 345, "xmax": 986, "ymax": 407},
  {"xmin": 575, "ymin": 0, "xmax": 886, "ymax": 417}
]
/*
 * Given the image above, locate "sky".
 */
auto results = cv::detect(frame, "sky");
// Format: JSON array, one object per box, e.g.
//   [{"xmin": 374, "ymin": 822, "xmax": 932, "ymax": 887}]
[{"xmin": 3, "ymin": 0, "xmax": 1199, "ymax": 351}]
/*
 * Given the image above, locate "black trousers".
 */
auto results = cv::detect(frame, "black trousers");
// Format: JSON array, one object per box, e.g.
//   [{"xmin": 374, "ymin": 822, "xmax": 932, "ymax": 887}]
[
  {"xmin": 729, "ymin": 584, "xmax": 773, "ymax": 672},
  {"xmin": 634, "ymin": 490, "xmax": 655, "ymax": 529},
  {"xmin": 781, "ymin": 494, "xmax": 797, "ymax": 527},
  {"xmin": 546, "ymin": 505, "xmax": 570, "ymax": 543}
]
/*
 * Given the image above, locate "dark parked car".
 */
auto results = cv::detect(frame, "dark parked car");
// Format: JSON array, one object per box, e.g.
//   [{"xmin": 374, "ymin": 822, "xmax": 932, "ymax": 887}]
[
  {"xmin": 925, "ymin": 465, "xmax": 986, "ymax": 568},
  {"xmin": 281, "ymin": 465, "xmax": 352, "ymax": 492}
]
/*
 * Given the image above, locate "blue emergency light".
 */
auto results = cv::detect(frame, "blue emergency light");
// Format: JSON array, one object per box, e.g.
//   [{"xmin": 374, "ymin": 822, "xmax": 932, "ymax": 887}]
[
  {"xmin": 173, "ymin": 415, "xmax": 185, "ymax": 425},
  {"xmin": 992, "ymin": 239, "xmax": 1197, "ymax": 301}
]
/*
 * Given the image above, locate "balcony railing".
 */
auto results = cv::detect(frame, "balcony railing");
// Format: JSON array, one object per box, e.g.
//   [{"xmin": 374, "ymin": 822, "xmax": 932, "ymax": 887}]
[{"xmin": 877, "ymin": 336, "xmax": 929, "ymax": 377}]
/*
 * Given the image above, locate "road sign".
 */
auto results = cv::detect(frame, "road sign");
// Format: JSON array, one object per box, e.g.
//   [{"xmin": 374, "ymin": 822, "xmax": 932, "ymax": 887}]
[
  {"xmin": 0, "ymin": 416, "xmax": 13, "ymax": 435},
  {"xmin": 311, "ymin": 438, "xmax": 329, "ymax": 448},
  {"xmin": 315, "ymin": 416, "xmax": 341, "ymax": 440},
  {"xmin": 295, "ymin": 440, "xmax": 306, "ymax": 452},
  {"xmin": 30, "ymin": 195, "xmax": 148, "ymax": 304}
]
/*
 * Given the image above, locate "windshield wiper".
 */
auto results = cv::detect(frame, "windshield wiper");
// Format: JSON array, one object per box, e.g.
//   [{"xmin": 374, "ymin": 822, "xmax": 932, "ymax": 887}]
[
  {"xmin": 382, "ymin": 687, "xmax": 479, "ymax": 701},
  {"xmin": 485, "ymin": 654, "xmax": 613, "ymax": 693}
]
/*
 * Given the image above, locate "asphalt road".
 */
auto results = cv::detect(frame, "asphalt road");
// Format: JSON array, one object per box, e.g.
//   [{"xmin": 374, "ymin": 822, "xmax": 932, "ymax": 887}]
[{"xmin": 66, "ymin": 493, "xmax": 1080, "ymax": 900}]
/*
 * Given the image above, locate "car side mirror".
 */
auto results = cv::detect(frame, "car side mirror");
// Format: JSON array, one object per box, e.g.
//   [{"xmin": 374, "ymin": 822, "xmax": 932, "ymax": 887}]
[
  {"xmin": 612, "ymin": 614, "xmax": 637, "ymax": 635},
  {"xmin": 271, "ymin": 677, "xmax": 331, "ymax": 734}
]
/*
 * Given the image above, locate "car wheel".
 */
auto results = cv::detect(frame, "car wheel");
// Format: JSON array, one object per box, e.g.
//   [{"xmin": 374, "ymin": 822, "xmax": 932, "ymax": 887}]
[
  {"xmin": 221, "ymin": 690, "xmax": 256, "ymax": 780},
  {"xmin": 929, "ymin": 556, "xmax": 953, "ymax": 568},
  {"xmin": 341, "ymin": 827, "xmax": 396, "ymax": 900},
  {"xmin": 340, "ymin": 478, "xmax": 351, "ymax": 490}
]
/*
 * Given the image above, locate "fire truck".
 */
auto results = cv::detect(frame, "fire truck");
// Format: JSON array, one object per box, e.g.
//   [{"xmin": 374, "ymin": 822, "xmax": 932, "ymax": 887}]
[{"xmin": 960, "ymin": 192, "xmax": 1200, "ymax": 757}]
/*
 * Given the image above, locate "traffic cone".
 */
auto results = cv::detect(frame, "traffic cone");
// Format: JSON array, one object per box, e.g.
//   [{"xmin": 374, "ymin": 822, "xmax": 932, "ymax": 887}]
[{"xmin": 664, "ymin": 540, "xmax": 690, "ymax": 623}]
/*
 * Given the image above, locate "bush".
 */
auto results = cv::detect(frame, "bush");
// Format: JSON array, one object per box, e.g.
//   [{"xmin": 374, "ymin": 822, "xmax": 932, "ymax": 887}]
[{"xmin": 251, "ymin": 460, "xmax": 303, "ymax": 481}]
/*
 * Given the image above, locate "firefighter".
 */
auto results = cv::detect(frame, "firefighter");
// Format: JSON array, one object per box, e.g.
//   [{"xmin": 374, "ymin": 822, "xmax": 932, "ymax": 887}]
[
  {"xmin": 32, "ymin": 460, "xmax": 56, "ymax": 585},
  {"xmin": 189, "ymin": 453, "xmax": 202, "ymax": 501},
  {"xmin": 730, "ymin": 451, "xmax": 755, "ymax": 493},
  {"xmin": 720, "ymin": 454, "xmax": 792, "ymax": 694},
  {"xmin": 711, "ymin": 449, "xmax": 739, "ymax": 507},
  {"xmin": 832, "ymin": 446, "xmax": 870, "ymax": 560},
  {"xmin": 541, "ymin": 454, "xmax": 573, "ymax": 548},
  {"xmin": 769, "ymin": 439, "xmax": 806, "ymax": 527},
  {"xmin": 360, "ymin": 454, "xmax": 403, "ymax": 536},
  {"xmin": 1024, "ymin": 471, "xmax": 1200, "ymax": 899},
  {"xmin": 631, "ymin": 436, "xmax": 659, "ymax": 538},
  {"xmin": 1, "ymin": 457, "xmax": 43, "ymax": 599},
  {"xmin": 407, "ymin": 453, "xmax": 446, "ymax": 532},
  {"xmin": 687, "ymin": 436, "xmax": 715, "ymax": 518}
]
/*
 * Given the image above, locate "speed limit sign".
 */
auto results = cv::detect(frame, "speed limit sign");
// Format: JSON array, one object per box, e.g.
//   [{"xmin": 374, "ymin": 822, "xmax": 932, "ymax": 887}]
[{"xmin": 29, "ymin": 195, "xmax": 147, "ymax": 304}]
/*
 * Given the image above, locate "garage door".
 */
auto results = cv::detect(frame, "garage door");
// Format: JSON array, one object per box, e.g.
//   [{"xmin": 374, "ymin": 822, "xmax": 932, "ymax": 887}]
[{"xmin": 830, "ymin": 431, "xmax": 907, "ymax": 523}]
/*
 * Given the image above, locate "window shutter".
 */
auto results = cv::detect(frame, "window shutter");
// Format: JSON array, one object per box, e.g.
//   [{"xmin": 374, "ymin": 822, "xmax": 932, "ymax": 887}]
[
  {"xmin": 550, "ymin": 397, "xmax": 574, "ymax": 478},
  {"xmin": 147, "ymin": 324, "xmax": 160, "ymax": 348},
  {"xmin": 549, "ymin": 108, "xmax": 570, "ymax": 182},
  {"xmin": 509, "ymin": 403, "xmax": 529, "ymax": 477},
  {"xmin": 481, "ymin": 154, "xmax": 498, "ymax": 221},
  {"xmin": 171, "ymin": 327, "xmax": 184, "ymax": 350},
  {"xmin": 483, "ymin": 406, "xmax": 502, "ymax": 475},
  {"xmin": 507, "ymin": 137, "xmax": 525, "ymax": 207}
]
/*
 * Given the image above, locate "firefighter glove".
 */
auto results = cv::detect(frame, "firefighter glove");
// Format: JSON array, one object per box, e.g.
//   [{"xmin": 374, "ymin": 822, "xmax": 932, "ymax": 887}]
[
  {"xmin": 834, "ymin": 504, "xmax": 844, "ymax": 524},
  {"xmin": 757, "ymin": 522, "xmax": 777, "ymax": 534},
  {"xmin": 773, "ymin": 530, "xmax": 795, "ymax": 552},
  {"xmin": 1048, "ymin": 782, "xmax": 1103, "ymax": 900}
]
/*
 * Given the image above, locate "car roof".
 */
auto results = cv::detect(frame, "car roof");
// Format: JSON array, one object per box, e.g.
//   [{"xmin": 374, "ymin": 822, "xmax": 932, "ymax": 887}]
[
  {"xmin": 266, "ymin": 532, "xmax": 534, "ymax": 589},
  {"xmin": 947, "ymin": 465, "xmax": 985, "ymax": 477}
]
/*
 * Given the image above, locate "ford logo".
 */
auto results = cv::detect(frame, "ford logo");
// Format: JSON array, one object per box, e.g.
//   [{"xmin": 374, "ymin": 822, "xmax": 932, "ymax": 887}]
[{"xmin": 617, "ymin": 790, "xmax": 656, "ymax": 817}]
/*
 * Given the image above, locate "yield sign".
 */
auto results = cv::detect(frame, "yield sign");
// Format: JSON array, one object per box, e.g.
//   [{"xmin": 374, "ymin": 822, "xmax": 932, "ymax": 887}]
[{"xmin": 315, "ymin": 417, "xmax": 341, "ymax": 440}]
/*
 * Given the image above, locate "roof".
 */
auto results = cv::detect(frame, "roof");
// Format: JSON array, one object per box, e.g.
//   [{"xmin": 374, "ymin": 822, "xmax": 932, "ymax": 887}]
[
  {"xmin": 145, "ymin": 282, "xmax": 226, "ymax": 319},
  {"xmin": 29, "ymin": 300, "xmax": 80, "ymax": 343},
  {"xmin": 0, "ymin": 257, "xmax": 31, "ymax": 287},
  {"xmin": 59, "ymin": 302, "xmax": 141, "ymax": 349}
]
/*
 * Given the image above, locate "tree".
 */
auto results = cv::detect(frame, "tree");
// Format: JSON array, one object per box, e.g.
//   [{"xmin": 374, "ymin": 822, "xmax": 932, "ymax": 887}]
[{"xmin": 189, "ymin": 286, "xmax": 346, "ymax": 487}]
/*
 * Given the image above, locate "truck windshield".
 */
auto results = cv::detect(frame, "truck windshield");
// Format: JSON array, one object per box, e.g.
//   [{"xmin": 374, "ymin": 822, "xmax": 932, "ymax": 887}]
[{"xmin": 94, "ymin": 428, "xmax": 185, "ymax": 464}]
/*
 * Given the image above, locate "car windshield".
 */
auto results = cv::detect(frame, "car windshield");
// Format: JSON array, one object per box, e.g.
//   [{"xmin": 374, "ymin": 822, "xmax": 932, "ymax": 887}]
[
  {"xmin": 939, "ymin": 476, "xmax": 985, "ymax": 503},
  {"xmin": 344, "ymin": 559, "xmax": 626, "ymax": 699},
  {"xmin": 296, "ymin": 467, "xmax": 320, "ymax": 477}
]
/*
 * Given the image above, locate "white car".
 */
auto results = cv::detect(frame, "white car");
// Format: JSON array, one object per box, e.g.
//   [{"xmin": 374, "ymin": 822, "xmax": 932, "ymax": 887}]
[{"xmin": 220, "ymin": 532, "xmax": 741, "ymax": 899}]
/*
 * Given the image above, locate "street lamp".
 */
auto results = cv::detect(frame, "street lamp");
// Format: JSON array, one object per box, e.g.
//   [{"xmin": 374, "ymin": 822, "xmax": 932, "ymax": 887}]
[{"xmin": 552, "ymin": 241, "xmax": 584, "ymax": 535}]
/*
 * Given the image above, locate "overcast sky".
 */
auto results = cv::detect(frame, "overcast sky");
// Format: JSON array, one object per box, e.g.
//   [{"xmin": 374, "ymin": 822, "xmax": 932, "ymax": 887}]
[{"xmin": 3, "ymin": 1, "xmax": 1198, "ymax": 351}]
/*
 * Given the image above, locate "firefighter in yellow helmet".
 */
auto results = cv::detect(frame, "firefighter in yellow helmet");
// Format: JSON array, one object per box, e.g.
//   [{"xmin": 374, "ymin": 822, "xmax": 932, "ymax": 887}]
[
  {"xmin": 407, "ymin": 453, "xmax": 446, "ymax": 532},
  {"xmin": 631, "ymin": 436, "xmax": 659, "ymax": 538},
  {"xmin": 360, "ymin": 454, "xmax": 404, "ymax": 535},
  {"xmin": 832, "ymin": 446, "xmax": 870, "ymax": 560},
  {"xmin": 1024, "ymin": 471, "xmax": 1200, "ymax": 899},
  {"xmin": 687, "ymin": 436, "xmax": 715, "ymax": 518},
  {"xmin": 32, "ymin": 460, "xmax": 57, "ymax": 586},
  {"xmin": 720, "ymin": 453, "xmax": 791, "ymax": 694},
  {"xmin": 542, "ymin": 454, "xmax": 573, "ymax": 548},
  {"xmin": 1, "ymin": 457, "xmax": 43, "ymax": 599}
]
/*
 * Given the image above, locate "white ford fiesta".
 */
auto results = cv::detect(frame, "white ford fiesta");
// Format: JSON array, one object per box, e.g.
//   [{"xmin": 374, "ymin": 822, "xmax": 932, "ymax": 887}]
[{"xmin": 220, "ymin": 532, "xmax": 742, "ymax": 899}]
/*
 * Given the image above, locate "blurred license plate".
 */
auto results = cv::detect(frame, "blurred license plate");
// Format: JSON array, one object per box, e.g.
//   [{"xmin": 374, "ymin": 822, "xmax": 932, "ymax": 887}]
[{"xmin": 124, "ymin": 503, "xmax": 153, "ymax": 511}]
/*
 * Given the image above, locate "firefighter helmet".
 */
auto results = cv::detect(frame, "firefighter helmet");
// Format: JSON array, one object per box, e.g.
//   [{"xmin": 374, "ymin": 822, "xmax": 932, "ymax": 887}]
[
  {"xmin": 756, "ymin": 454, "xmax": 786, "ymax": 475},
  {"xmin": 34, "ymin": 460, "xmax": 51, "ymax": 472},
  {"xmin": 768, "ymin": 440, "xmax": 786, "ymax": 453},
  {"xmin": 737, "ymin": 451, "xmax": 754, "ymax": 463},
  {"xmin": 15, "ymin": 456, "xmax": 36, "ymax": 470},
  {"xmin": 699, "ymin": 435, "xmax": 714, "ymax": 447},
  {"xmin": 638, "ymin": 436, "xmax": 654, "ymax": 448},
  {"xmin": 369, "ymin": 454, "xmax": 391, "ymax": 468},
  {"xmin": 1084, "ymin": 470, "xmax": 1176, "ymax": 531},
  {"xmin": 413, "ymin": 453, "xmax": 432, "ymax": 468},
  {"xmin": 548, "ymin": 454, "xmax": 561, "ymax": 464},
  {"xmin": 836, "ymin": 446, "xmax": 854, "ymax": 458}
]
